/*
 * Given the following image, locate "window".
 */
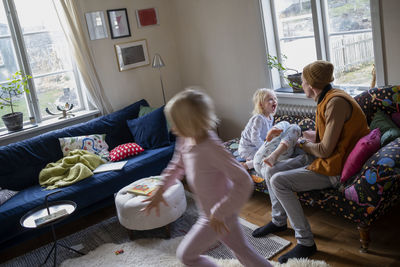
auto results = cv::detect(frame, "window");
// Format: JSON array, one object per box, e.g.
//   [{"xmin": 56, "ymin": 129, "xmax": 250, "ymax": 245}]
[
  {"xmin": 0, "ymin": 0, "xmax": 86, "ymax": 129},
  {"xmin": 260, "ymin": 0, "xmax": 384, "ymax": 91}
]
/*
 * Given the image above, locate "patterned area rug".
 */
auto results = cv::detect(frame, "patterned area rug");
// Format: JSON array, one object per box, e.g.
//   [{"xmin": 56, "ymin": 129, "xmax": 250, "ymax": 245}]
[{"xmin": 4, "ymin": 192, "xmax": 296, "ymax": 267}]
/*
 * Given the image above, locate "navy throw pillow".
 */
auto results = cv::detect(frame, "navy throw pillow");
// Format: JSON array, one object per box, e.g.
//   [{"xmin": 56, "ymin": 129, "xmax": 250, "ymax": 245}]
[{"xmin": 126, "ymin": 106, "xmax": 170, "ymax": 149}]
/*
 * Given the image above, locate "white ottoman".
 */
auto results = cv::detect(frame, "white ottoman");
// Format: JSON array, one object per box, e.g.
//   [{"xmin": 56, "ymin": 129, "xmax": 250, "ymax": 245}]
[{"xmin": 115, "ymin": 176, "xmax": 187, "ymax": 238}]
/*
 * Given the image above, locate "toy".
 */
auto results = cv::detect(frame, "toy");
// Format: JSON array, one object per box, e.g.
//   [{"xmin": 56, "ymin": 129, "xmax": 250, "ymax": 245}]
[{"xmin": 115, "ymin": 249, "xmax": 124, "ymax": 255}]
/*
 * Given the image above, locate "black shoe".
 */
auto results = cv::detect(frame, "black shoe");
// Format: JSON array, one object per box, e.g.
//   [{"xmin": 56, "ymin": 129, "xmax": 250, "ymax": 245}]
[
  {"xmin": 252, "ymin": 221, "xmax": 287, "ymax": 237},
  {"xmin": 278, "ymin": 243, "xmax": 317, "ymax": 263}
]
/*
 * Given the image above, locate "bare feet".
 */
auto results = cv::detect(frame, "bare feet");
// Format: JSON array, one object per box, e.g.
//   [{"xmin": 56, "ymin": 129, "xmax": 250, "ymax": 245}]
[
  {"xmin": 263, "ymin": 154, "xmax": 277, "ymax": 167},
  {"xmin": 266, "ymin": 128, "xmax": 283, "ymax": 142}
]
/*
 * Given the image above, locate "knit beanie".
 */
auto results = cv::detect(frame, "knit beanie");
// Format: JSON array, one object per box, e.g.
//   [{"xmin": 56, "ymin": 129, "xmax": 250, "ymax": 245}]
[{"xmin": 302, "ymin": 60, "xmax": 334, "ymax": 89}]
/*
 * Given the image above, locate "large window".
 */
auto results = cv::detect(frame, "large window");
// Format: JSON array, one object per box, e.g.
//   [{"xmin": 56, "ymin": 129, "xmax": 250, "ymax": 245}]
[
  {"xmin": 261, "ymin": 0, "xmax": 383, "ymax": 91},
  {"xmin": 0, "ymin": 0, "xmax": 86, "ymax": 129}
]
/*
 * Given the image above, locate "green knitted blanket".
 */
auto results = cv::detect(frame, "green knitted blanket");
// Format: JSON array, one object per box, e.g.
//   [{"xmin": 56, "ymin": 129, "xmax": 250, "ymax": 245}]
[{"xmin": 39, "ymin": 149, "xmax": 105, "ymax": 190}]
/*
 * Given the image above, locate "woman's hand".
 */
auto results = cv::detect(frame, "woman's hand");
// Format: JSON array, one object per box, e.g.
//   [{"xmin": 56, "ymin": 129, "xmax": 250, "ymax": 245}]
[
  {"xmin": 303, "ymin": 130, "xmax": 316, "ymax": 143},
  {"xmin": 210, "ymin": 215, "xmax": 229, "ymax": 235},
  {"xmin": 141, "ymin": 186, "xmax": 169, "ymax": 216}
]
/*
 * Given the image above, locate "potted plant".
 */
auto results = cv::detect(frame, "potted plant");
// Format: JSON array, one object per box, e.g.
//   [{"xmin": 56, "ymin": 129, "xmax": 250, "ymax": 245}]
[
  {"xmin": 267, "ymin": 54, "xmax": 303, "ymax": 93},
  {"xmin": 0, "ymin": 71, "xmax": 32, "ymax": 131}
]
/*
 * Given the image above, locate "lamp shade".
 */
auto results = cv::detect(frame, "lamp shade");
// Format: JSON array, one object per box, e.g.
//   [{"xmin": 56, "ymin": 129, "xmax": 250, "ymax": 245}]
[{"xmin": 152, "ymin": 53, "xmax": 165, "ymax": 69}]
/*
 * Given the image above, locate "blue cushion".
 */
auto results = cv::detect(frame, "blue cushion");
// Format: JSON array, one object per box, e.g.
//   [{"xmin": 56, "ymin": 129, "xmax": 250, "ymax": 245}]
[{"xmin": 127, "ymin": 106, "xmax": 170, "ymax": 149}]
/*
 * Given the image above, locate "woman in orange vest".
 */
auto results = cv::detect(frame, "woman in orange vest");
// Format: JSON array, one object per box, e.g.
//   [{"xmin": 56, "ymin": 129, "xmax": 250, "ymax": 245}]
[{"xmin": 252, "ymin": 60, "xmax": 369, "ymax": 263}]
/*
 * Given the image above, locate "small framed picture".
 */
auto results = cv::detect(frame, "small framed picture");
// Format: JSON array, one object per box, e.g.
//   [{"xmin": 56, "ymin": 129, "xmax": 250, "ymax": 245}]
[
  {"xmin": 136, "ymin": 7, "xmax": 159, "ymax": 27},
  {"xmin": 115, "ymin": 39, "xmax": 149, "ymax": 71},
  {"xmin": 107, "ymin": 8, "xmax": 131, "ymax": 39},
  {"xmin": 85, "ymin": 11, "xmax": 108, "ymax": 40}
]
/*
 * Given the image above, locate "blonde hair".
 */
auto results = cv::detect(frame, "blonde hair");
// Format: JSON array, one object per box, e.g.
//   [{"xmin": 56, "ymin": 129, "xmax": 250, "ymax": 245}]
[
  {"xmin": 252, "ymin": 88, "xmax": 276, "ymax": 115},
  {"xmin": 302, "ymin": 60, "xmax": 334, "ymax": 89},
  {"xmin": 164, "ymin": 88, "xmax": 219, "ymax": 138}
]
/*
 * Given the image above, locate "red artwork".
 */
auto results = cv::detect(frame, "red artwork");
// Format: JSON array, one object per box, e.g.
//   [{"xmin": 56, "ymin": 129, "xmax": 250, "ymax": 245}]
[{"xmin": 137, "ymin": 8, "xmax": 158, "ymax": 27}]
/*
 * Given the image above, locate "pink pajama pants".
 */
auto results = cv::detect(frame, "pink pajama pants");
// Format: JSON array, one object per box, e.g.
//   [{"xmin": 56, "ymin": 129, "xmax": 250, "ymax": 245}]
[{"xmin": 176, "ymin": 213, "xmax": 272, "ymax": 267}]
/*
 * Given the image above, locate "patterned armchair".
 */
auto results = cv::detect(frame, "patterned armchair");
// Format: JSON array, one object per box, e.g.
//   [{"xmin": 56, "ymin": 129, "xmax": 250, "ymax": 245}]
[{"xmin": 223, "ymin": 86, "xmax": 400, "ymax": 252}]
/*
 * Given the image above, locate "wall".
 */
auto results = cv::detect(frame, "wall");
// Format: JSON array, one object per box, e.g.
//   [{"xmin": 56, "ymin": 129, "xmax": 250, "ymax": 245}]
[
  {"xmin": 171, "ymin": 0, "xmax": 270, "ymax": 140},
  {"xmin": 380, "ymin": 0, "xmax": 400, "ymax": 86},
  {"xmin": 169, "ymin": 0, "xmax": 400, "ymax": 140},
  {"xmin": 77, "ymin": 0, "xmax": 182, "ymax": 110}
]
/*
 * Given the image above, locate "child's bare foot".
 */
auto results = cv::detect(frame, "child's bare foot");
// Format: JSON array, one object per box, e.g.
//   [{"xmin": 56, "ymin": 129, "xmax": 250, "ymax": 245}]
[
  {"xmin": 240, "ymin": 162, "xmax": 249, "ymax": 170},
  {"xmin": 263, "ymin": 155, "xmax": 277, "ymax": 167},
  {"xmin": 266, "ymin": 128, "xmax": 283, "ymax": 142}
]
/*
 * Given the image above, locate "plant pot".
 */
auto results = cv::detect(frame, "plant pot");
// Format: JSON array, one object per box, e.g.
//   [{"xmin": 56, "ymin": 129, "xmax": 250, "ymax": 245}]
[
  {"xmin": 287, "ymin": 72, "xmax": 303, "ymax": 93},
  {"xmin": 2, "ymin": 112, "xmax": 23, "ymax": 131}
]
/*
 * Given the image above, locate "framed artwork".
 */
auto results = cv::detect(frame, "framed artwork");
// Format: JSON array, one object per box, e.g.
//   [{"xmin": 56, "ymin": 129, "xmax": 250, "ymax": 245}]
[
  {"xmin": 115, "ymin": 39, "xmax": 149, "ymax": 71},
  {"xmin": 107, "ymin": 8, "xmax": 131, "ymax": 39},
  {"xmin": 85, "ymin": 11, "xmax": 108, "ymax": 40},
  {"xmin": 136, "ymin": 7, "xmax": 159, "ymax": 27}
]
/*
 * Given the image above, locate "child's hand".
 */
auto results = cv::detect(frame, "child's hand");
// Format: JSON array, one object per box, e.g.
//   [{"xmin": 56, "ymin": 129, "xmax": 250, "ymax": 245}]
[
  {"xmin": 141, "ymin": 186, "xmax": 169, "ymax": 216},
  {"xmin": 210, "ymin": 215, "xmax": 229, "ymax": 235}
]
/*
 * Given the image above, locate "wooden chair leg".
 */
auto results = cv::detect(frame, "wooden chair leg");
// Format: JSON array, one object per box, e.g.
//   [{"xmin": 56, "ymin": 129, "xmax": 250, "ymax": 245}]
[{"xmin": 357, "ymin": 222, "xmax": 370, "ymax": 253}]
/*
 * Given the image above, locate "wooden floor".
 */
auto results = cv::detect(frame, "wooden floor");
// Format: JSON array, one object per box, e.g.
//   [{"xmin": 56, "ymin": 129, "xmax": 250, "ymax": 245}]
[
  {"xmin": 2, "ymin": 191, "xmax": 400, "ymax": 266},
  {"xmin": 240, "ymin": 191, "xmax": 400, "ymax": 267}
]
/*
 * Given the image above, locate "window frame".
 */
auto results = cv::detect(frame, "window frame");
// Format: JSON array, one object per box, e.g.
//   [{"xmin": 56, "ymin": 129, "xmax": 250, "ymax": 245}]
[
  {"xmin": 1, "ymin": 0, "xmax": 87, "ymax": 127},
  {"xmin": 259, "ymin": 0, "xmax": 386, "ymax": 91}
]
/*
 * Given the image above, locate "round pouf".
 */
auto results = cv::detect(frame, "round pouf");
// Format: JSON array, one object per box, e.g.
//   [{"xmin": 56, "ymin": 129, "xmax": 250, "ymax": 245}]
[{"xmin": 115, "ymin": 176, "xmax": 187, "ymax": 231}]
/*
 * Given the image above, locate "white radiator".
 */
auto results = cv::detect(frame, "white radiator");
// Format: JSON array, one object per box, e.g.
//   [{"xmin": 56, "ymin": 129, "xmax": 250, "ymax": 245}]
[{"xmin": 276, "ymin": 104, "xmax": 316, "ymax": 117}]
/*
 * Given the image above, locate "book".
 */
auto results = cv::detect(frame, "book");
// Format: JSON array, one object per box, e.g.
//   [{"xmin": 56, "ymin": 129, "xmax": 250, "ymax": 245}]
[
  {"xmin": 93, "ymin": 161, "xmax": 127, "ymax": 173},
  {"xmin": 34, "ymin": 209, "xmax": 69, "ymax": 226},
  {"xmin": 127, "ymin": 177, "xmax": 162, "ymax": 196}
]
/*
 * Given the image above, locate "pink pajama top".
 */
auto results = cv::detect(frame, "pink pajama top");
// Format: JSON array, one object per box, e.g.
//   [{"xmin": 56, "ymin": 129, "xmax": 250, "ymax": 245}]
[{"xmin": 161, "ymin": 131, "xmax": 253, "ymax": 222}]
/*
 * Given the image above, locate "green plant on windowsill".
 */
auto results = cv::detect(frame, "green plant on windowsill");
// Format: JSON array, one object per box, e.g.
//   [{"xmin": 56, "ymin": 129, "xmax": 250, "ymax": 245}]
[
  {"xmin": 0, "ymin": 70, "xmax": 32, "ymax": 131},
  {"xmin": 267, "ymin": 54, "xmax": 303, "ymax": 93}
]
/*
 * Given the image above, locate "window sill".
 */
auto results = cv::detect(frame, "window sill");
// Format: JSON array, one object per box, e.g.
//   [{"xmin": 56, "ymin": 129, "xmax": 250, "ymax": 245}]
[
  {"xmin": 0, "ymin": 110, "xmax": 100, "ymax": 144},
  {"xmin": 275, "ymin": 87, "xmax": 363, "ymax": 98}
]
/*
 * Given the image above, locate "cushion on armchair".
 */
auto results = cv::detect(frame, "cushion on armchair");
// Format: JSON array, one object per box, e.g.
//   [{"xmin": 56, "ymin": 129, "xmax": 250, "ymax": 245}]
[
  {"xmin": 370, "ymin": 110, "xmax": 400, "ymax": 146},
  {"xmin": 340, "ymin": 128, "xmax": 381, "ymax": 183},
  {"xmin": 127, "ymin": 106, "xmax": 170, "ymax": 149}
]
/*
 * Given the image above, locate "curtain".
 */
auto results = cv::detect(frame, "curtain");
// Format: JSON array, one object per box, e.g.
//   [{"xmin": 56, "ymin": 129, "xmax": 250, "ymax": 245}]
[{"xmin": 52, "ymin": 0, "xmax": 113, "ymax": 115}]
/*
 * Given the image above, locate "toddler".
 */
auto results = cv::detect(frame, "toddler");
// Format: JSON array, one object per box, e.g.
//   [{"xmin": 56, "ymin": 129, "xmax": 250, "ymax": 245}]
[
  {"xmin": 238, "ymin": 88, "xmax": 277, "ymax": 170},
  {"xmin": 142, "ymin": 88, "xmax": 272, "ymax": 267},
  {"xmin": 253, "ymin": 121, "xmax": 301, "ymax": 178}
]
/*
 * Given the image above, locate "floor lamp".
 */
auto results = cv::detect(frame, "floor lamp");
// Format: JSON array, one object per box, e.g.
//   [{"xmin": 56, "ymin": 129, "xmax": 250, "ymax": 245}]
[{"xmin": 152, "ymin": 53, "xmax": 166, "ymax": 105}]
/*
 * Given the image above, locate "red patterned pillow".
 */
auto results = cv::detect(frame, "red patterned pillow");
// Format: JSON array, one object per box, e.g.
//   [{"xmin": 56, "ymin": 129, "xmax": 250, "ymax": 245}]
[{"xmin": 109, "ymin": 143, "xmax": 144, "ymax": 161}]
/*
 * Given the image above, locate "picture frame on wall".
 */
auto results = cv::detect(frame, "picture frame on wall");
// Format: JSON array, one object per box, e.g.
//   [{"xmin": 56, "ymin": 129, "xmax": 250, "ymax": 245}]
[
  {"xmin": 85, "ymin": 11, "xmax": 108, "ymax": 40},
  {"xmin": 107, "ymin": 8, "xmax": 131, "ymax": 39},
  {"xmin": 115, "ymin": 39, "xmax": 149, "ymax": 71},
  {"xmin": 136, "ymin": 7, "xmax": 159, "ymax": 27}
]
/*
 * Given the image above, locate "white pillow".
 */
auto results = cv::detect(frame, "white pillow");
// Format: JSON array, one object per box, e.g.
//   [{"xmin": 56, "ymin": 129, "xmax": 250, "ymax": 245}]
[
  {"xmin": 59, "ymin": 134, "xmax": 109, "ymax": 160},
  {"xmin": 0, "ymin": 187, "xmax": 18, "ymax": 205}
]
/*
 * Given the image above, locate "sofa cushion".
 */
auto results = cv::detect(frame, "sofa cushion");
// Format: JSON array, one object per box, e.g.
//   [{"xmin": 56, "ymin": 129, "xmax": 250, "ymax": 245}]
[
  {"xmin": 59, "ymin": 134, "xmax": 109, "ymax": 159},
  {"xmin": 370, "ymin": 109, "xmax": 400, "ymax": 146},
  {"xmin": 127, "ymin": 106, "xmax": 170, "ymax": 149},
  {"xmin": 340, "ymin": 128, "xmax": 381, "ymax": 183},
  {"xmin": 139, "ymin": 105, "xmax": 157, "ymax": 117},
  {"xmin": 109, "ymin": 143, "xmax": 144, "ymax": 161}
]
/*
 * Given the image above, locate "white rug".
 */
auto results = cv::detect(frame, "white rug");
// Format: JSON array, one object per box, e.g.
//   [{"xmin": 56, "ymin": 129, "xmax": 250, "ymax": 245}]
[{"xmin": 60, "ymin": 236, "xmax": 329, "ymax": 267}]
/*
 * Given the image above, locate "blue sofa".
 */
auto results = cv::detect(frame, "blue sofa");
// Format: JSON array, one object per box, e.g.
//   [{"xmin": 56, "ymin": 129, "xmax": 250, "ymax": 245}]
[{"xmin": 0, "ymin": 99, "xmax": 175, "ymax": 251}]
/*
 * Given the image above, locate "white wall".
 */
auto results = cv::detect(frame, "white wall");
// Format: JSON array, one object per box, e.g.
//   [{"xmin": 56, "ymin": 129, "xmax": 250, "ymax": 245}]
[
  {"xmin": 77, "ymin": 0, "xmax": 182, "ymax": 110},
  {"xmin": 171, "ymin": 0, "xmax": 270, "ymax": 140},
  {"xmin": 169, "ymin": 0, "xmax": 400, "ymax": 140},
  {"xmin": 77, "ymin": 0, "xmax": 400, "ymax": 141}
]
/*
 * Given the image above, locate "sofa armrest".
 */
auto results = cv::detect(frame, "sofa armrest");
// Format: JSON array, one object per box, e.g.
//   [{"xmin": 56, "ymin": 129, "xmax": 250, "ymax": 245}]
[{"xmin": 343, "ymin": 137, "xmax": 400, "ymax": 219}]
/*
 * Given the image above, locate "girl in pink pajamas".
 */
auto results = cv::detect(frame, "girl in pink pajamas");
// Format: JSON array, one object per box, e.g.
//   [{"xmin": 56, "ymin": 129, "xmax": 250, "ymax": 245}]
[{"xmin": 143, "ymin": 89, "xmax": 272, "ymax": 267}]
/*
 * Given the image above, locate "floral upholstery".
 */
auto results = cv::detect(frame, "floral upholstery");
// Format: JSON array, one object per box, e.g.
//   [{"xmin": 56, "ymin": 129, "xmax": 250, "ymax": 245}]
[{"xmin": 223, "ymin": 85, "xmax": 400, "ymax": 226}]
